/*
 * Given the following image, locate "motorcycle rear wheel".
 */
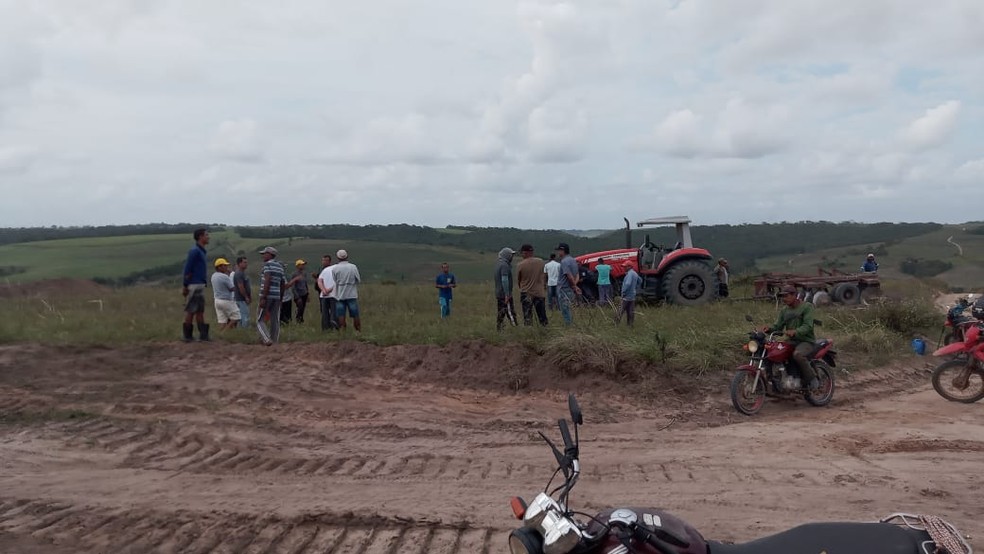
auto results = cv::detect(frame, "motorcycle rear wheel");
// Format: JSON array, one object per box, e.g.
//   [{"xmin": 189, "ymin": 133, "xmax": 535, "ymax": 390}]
[
  {"xmin": 931, "ymin": 360, "xmax": 984, "ymax": 403},
  {"xmin": 730, "ymin": 371, "xmax": 765, "ymax": 415},
  {"xmin": 805, "ymin": 360, "xmax": 835, "ymax": 407}
]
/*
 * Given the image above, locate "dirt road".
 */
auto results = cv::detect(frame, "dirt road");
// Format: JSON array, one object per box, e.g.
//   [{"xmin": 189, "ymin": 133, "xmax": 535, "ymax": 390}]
[{"xmin": 0, "ymin": 342, "xmax": 980, "ymax": 552}]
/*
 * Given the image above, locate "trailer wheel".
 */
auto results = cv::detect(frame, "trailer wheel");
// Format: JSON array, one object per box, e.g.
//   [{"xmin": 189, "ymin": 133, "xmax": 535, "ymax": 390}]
[
  {"xmin": 832, "ymin": 283, "xmax": 861, "ymax": 305},
  {"xmin": 660, "ymin": 260, "xmax": 718, "ymax": 306}
]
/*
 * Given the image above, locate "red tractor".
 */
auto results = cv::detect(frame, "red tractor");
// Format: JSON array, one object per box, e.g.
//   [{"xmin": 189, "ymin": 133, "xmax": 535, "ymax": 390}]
[{"xmin": 575, "ymin": 216, "xmax": 719, "ymax": 306}]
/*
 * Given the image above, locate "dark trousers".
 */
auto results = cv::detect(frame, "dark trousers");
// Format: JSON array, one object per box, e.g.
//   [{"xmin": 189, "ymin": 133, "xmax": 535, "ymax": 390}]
[
  {"xmin": 496, "ymin": 297, "xmax": 517, "ymax": 330},
  {"xmin": 295, "ymin": 293, "xmax": 309, "ymax": 323},
  {"xmin": 280, "ymin": 299, "xmax": 293, "ymax": 324},
  {"xmin": 718, "ymin": 283, "xmax": 729, "ymax": 298},
  {"xmin": 792, "ymin": 341, "xmax": 816, "ymax": 382},
  {"xmin": 320, "ymin": 297, "xmax": 338, "ymax": 330},
  {"xmin": 616, "ymin": 299, "xmax": 636, "ymax": 326},
  {"xmin": 521, "ymin": 293, "xmax": 548, "ymax": 326},
  {"xmin": 547, "ymin": 285, "xmax": 559, "ymax": 310}
]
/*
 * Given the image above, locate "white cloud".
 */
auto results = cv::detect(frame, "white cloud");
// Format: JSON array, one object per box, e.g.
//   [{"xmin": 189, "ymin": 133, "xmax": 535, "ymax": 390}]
[
  {"xmin": 0, "ymin": 0, "xmax": 982, "ymax": 227},
  {"xmin": 209, "ymin": 119, "xmax": 263, "ymax": 163},
  {"xmin": 900, "ymin": 100, "xmax": 962, "ymax": 150}
]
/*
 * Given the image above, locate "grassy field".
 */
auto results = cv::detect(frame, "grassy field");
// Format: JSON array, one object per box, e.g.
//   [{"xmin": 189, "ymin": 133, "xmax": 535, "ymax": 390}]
[
  {"xmin": 0, "ymin": 280, "xmax": 940, "ymax": 375},
  {"xmin": 754, "ymin": 224, "xmax": 984, "ymax": 290}
]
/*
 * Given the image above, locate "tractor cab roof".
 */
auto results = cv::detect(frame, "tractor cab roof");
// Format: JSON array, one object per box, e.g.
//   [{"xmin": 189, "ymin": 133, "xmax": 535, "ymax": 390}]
[{"xmin": 636, "ymin": 216, "xmax": 691, "ymax": 226}]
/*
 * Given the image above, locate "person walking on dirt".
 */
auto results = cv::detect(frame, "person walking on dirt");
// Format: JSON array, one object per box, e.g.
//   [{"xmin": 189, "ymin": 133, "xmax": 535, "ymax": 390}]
[
  {"xmin": 714, "ymin": 258, "xmax": 730, "ymax": 299},
  {"xmin": 333, "ymin": 249, "xmax": 362, "ymax": 332},
  {"xmin": 517, "ymin": 244, "xmax": 548, "ymax": 326},
  {"xmin": 181, "ymin": 228, "xmax": 210, "ymax": 342},
  {"xmin": 256, "ymin": 246, "xmax": 285, "ymax": 346},
  {"xmin": 287, "ymin": 260, "xmax": 310, "ymax": 324},
  {"xmin": 861, "ymin": 253, "xmax": 879, "ymax": 273},
  {"xmin": 615, "ymin": 261, "xmax": 641, "ymax": 327},
  {"xmin": 317, "ymin": 254, "xmax": 338, "ymax": 331},
  {"xmin": 764, "ymin": 285, "xmax": 818, "ymax": 390},
  {"xmin": 544, "ymin": 253, "xmax": 560, "ymax": 311},
  {"xmin": 210, "ymin": 258, "xmax": 240, "ymax": 332},
  {"xmin": 596, "ymin": 258, "xmax": 613, "ymax": 306},
  {"xmin": 435, "ymin": 262, "xmax": 456, "ymax": 319},
  {"xmin": 233, "ymin": 256, "xmax": 251, "ymax": 328},
  {"xmin": 495, "ymin": 247, "xmax": 518, "ymax": 330},
  {"xmin": 555, "ymin": 243, "xmax": 580, "ymax": 326}
]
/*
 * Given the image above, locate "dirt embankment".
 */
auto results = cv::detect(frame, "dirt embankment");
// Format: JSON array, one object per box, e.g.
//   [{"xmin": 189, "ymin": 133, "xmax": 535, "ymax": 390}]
[{"xmin": 0, "ymin": 341, "xmax": 979, "ymax": 553}]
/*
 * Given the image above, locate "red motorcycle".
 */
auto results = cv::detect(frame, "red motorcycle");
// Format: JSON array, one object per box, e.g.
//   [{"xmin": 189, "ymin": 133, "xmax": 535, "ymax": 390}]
[
  {"xmin": 931, "ymin": 321, "xmax": 984, "ymax": 403},
  {"xmin": 507, "ymin": 394, "xmax": 972, "ymax": 554},
  {"xmin": 729, "ymin": 317, "xmax": 836, "ymax": 415}
]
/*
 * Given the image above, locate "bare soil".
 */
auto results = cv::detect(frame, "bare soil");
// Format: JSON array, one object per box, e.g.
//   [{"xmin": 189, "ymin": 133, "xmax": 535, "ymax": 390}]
[{"xmin": 0, "ymin": 341, "xmax": 980, "ymax": 552}]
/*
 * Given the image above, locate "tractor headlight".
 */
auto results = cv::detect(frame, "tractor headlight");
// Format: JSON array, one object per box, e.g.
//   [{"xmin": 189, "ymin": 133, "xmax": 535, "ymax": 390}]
[{"xmin": 747, "ymin": 340, "xmax": 759, "ymax": 353}]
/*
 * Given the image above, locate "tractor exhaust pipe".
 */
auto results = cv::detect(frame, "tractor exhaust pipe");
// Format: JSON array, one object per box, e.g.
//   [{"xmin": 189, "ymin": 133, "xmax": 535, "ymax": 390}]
[{"xmin": 624, "ymin": 217, "xmax": 631, "ymax": 249}]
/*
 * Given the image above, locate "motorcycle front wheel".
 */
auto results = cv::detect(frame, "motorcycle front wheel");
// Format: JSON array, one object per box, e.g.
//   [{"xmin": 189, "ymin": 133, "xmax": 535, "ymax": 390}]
[
  {"xmin": 931, "ymin": 359, "xmax": 984, "ymax": 403},
  {"xmin": 805, "ymin": 360, "xmax": 835, "ymax": 407},
  {"xmin": 730, "ymin": 371, "xmax": 765, "ymax": 415}
]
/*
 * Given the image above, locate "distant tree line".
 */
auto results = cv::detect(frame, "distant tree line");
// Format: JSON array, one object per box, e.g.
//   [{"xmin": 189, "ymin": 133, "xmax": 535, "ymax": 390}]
[{"xmin": 0, "ymin": 223, "xmax": 225, "ymax": 246}]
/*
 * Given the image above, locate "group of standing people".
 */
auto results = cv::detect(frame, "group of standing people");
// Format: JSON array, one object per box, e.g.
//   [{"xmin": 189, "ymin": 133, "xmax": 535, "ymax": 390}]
[{"xmin": 181, "ymin": 229, "xmax": 362, "ymax": 345}]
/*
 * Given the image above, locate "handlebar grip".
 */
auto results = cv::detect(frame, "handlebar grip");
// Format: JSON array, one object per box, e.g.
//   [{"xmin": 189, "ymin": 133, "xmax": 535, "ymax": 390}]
[{"xmin": 559, "ymin": 419, "xmax": 574, "ymax": 451}]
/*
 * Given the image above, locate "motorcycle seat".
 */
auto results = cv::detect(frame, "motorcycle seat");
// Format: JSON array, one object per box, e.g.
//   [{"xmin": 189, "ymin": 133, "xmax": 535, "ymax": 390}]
[
  {"xmin": 809, "ymin": 339, "xmax": 832, "ymax": 357},
  {"xmin": 708, "ymin": 522, "xmax": 927, "ymax": 554}
]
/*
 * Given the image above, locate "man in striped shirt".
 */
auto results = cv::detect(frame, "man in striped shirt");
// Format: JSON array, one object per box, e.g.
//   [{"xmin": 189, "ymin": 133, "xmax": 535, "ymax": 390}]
[{"xmin": 256, "ymin": 246, "xmax": 285, "ymax": 346}]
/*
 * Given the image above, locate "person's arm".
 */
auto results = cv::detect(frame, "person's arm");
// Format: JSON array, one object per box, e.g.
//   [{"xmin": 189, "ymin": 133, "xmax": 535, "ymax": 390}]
[
  {"xmin": 279, "ymin": 274, "xmax": 284, "ymax": 302},
  {"xmin": 182, "ymin": 252, "xmax": 193, "ymax": 295},
  {"xmin": 354, "ymin": 267, "xmax": 361, "ymax": 284},
  {"xmin": 260, "ymin": 271, "xmax": 271, "ymax": 308},
  {"xmin": 436, "ymin": 276, "xmax": 444, "ymax": 289}
]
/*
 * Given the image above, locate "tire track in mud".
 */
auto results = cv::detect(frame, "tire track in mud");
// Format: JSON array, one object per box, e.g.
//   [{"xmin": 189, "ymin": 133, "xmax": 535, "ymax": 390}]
[
  {"xmin": 34, "ymin": 417, "xmax": 912, "ymax": 490},
  {"xmin": 0, "ymin": 498, "xmax": 502, "ymax": 554}
]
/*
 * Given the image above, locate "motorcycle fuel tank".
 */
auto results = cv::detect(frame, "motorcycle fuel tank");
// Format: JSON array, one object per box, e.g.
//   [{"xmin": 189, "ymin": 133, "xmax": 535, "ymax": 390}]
[{"xmin": 587, "ymin": 507, "xmax": 708, "ymax": 554}]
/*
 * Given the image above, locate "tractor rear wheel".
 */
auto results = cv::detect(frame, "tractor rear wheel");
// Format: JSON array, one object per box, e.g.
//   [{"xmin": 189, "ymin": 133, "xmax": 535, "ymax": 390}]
[{"xmin": 660, "ymin": 260, "xmax": 718, "ymax": 306}]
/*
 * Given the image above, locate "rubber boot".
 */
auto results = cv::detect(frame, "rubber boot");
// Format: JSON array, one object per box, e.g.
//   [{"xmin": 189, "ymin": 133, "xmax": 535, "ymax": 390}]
[
  {"xmin": 197, "ymin": 323, "xmax": 211, "ymax": 342},
  {"xmin": 182, "ymin": 323, "xmax": 194, "ymax": 342}
]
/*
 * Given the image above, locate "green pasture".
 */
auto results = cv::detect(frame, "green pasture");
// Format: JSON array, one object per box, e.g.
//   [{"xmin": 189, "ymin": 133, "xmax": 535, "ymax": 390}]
[
  {"xmin": 0, "ymin": 280, "xmax": 939, "ymax": 375},
  {"xmin": 754, "ymin": 224, "xmax": 984, "ymax": 290}
]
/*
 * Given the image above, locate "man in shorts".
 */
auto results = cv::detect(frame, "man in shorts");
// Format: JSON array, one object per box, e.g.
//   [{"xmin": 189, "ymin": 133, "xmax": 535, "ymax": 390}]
[
  {"xmin": 181, "ymin": 228, "xmax": 210, "ymax": 342},
  {"xmin": 211, "ymin": 258, "xmax": 240, "ymax": 332},
  {"xmin": 256, "ymin": 246, "xmax": 285, "ymax": 346},
  {"xmin": 332, "ymin": 249, "xmax": 362, "ymax": 332}
]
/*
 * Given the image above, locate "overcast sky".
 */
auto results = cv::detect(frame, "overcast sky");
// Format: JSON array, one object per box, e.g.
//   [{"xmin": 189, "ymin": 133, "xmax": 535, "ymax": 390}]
[{"xmin": 1, "ymin": 1, "xmax": 982, "ymax": 229}]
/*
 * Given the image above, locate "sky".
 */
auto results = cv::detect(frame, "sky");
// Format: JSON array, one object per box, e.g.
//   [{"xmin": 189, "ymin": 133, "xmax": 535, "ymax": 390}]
[{"xmin": 1, "ymin": 0, "xmax": 982, "ymax": 229}]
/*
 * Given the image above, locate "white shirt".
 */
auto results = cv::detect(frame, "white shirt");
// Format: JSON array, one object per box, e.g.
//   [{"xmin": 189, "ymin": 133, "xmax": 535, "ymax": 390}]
[
  {"xmin": 318, "ymin": 266, "xmax": 336, "ymax": 299},
  {"xmin": 544, "ymin": 260, "xmax": 561, "ymax": 286}
]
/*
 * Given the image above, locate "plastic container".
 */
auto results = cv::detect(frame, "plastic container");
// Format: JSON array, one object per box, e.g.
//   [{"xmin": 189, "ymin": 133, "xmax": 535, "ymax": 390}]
[{"xmin": 911, "ymin": 337, "xmax": 926, "ymax": 355}]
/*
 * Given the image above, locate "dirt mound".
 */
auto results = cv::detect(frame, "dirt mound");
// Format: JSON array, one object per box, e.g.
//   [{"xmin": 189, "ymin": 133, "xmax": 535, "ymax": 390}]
[{"xmin": 0, "ymin": 279, "xmax": 111, "ymax": 299}]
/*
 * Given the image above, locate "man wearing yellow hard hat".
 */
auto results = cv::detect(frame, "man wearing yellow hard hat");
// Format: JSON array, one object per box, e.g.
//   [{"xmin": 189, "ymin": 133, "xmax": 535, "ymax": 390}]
[
  {"xmin": 286, "ymin": 259, "xmax": 311, "ymax": 324},
  {"xmin": 211, "ymin": 258, "xmax": 240, "ymax": 333}
]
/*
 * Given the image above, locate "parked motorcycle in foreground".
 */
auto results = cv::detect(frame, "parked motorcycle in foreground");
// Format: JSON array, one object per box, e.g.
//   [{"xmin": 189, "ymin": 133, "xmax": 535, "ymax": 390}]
[
  {"xmin": 507, "ymin": 394, "xmax": 973, "ymax": 554},
  {"xmin": 729, "ymin": 316, "xmax": 836, "ymax": 415},
  {"xmin": 931, "ymin": 320, "xmax": 984, "ymax": 403}
]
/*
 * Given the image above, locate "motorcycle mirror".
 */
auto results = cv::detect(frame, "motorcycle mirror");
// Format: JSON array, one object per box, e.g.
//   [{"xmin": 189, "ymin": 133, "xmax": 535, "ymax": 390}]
[
  {"xmin": 567, "ymin": 394, "xmax": 583, "ymax": 426},
  {"xmin": 744, "ymin": 314, "xmax": 754, "ymax": 322}
]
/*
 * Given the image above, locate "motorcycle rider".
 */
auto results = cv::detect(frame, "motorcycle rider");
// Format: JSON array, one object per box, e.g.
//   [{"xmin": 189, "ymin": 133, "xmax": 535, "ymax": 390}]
[{"xmin": 764, "ymin": 285, "xmax": 819, "ymax": 390}]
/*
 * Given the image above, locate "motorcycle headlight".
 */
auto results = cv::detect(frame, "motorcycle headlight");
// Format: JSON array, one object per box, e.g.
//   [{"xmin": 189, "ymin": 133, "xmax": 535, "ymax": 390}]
[
  {"xmin": 509, "ymin": 528, "xmax": 543, "ymax": 554},
  {"xmin": 541, "ymin": 510, "xmax": 582, "ymax": 554},
  {"xmin": 747, "ymin": 340, "xmax": 759, "ymax": 353}
]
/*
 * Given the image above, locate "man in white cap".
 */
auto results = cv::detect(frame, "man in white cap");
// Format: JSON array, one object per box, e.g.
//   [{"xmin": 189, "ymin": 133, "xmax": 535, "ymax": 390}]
[
  {"xmin": 256, "ymin": 246, "xmax": 285, "ymax": 345},
  {"xmin": 332, "ymin": 249, "xmax": 362, "ymax": 332},
  {"xmin": 861, "ymin": 253, "xmax": 879, "ymax": 273}
]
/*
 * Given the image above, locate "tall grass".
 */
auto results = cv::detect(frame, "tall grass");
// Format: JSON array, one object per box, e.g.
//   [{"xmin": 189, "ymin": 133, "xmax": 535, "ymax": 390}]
[{"xmin": 0, "ymin": 281, "xmax": 939, "ymax": 375}]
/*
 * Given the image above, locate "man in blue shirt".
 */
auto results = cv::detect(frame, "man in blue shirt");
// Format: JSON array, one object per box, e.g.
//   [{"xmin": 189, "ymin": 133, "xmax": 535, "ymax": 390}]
[
  {"xmin": 861, "ymin": 253, "xmax": 879, "ymax": 273},
  {"xmin": 616, "ymin": 261, "xmax": 642, "ymax": 327},
  {"xmin": 555, "ymin": 243, "xmax": 580, "ymax": 325},
  {"xmin": 181, "ymin": 228, "xmax": 210, "ymax": 342},
  {"xmin": 435, "ymin": 262, "xmax": 456, "ymax": 319}
]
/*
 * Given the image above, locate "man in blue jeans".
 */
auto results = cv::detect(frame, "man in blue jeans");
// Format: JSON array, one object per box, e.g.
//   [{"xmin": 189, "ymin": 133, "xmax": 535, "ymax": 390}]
[
  {"xmin": 555, "ymin": 242, "xmax": 580, "ymax": 325},
  {"xmin": 435, "ymin": 262, "xmax": 456, "ymax": 318},
  {"xmin": 596, "ymin": 257, "xmax": 613, "ymax": 306}
]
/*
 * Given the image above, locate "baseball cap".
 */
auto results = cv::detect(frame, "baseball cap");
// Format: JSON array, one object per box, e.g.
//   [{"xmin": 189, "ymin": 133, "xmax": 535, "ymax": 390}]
[
  {"xmin": 555, "ymin": 242, "xmax": 570, "ymax": 253},
  {"xmin": 867, "ymin": 253, "xmax": 875, "ymax": 259},
  {"xmin": 520, "ymin": 244, "xmax": 534, "ymax": 252},
  {"xmin": 336, "ymin": 249, "xmax": 348, "ymax": 260},
  {"xmin": 213, "ymin": 258, "xmax": 230, "ymax": 268},
  {"xmin": 622, "ymin": 260, "xmax": 634, "ymax": 268},
  {"xmin": 295, "ymin": 259, "xmax": 306, "ymax": 267},
  {"xmin": 258, "ymin": 246, "xmax": 278, "ymax": 256}
]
